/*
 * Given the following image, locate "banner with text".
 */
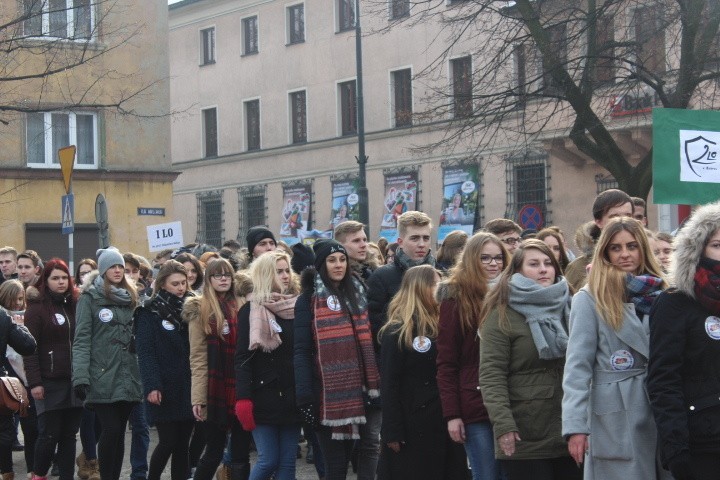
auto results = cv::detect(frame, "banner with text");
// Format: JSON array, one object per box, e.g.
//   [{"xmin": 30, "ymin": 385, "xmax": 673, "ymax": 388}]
[
  {"xmin": 438, "ymin": 164, "xmax": 479, "ymax": 242},
  {"xmin": 280, "ymin": 184, "xmax": 312, "ymax": 246},
  {"xmin": 330, "ymin": 178, "xmax": 361, "ymax": 235},
  {"xmin": 379, "ymin": 171, "xmax": 418, "ymax": 242}
]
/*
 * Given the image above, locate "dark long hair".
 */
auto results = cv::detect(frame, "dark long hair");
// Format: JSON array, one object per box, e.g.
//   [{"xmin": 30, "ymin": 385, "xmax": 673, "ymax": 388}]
[
  {"xmin": 35, "ymin": 258, "xmax": 79, "ymax": 313},
  {"xmin": 317, "ymin": 254, "xmax": 361, "ymax": 314}
]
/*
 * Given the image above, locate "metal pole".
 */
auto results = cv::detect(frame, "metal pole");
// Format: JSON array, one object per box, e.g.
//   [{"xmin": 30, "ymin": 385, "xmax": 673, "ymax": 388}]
[
  {"xmin": 354, "ymin": 0, "xmax": 370, "ymax": 236},
  {"xmin": 68, "ymin": 182, "xmax": 74, "ymax": 273}
]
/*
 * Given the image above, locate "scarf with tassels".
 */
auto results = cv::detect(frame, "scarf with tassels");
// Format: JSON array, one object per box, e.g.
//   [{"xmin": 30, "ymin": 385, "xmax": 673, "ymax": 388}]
[
  {"xmin": 693, "ymin": 257, "xmax": 720, "ymax": 314},
  {"xmin": 626, "ymin": 273, "xmax": 664, "ymax": 316},
  {"xmin": 206, "ymin": 294, "xmax": 238, "ymax": 426},
  {"xmin": 248, "ymin": 293, "xmax": 297, "ymax": 352},
  {"xmin": 312, "ymin": 273, "xmax": 379, "ymax": 440}
]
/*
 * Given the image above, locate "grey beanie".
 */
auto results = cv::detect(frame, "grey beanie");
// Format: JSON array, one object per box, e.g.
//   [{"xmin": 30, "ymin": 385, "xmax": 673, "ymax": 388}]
[{"xmin": 96, "ymin": 247, "xmax": 125, "ymax": 277}]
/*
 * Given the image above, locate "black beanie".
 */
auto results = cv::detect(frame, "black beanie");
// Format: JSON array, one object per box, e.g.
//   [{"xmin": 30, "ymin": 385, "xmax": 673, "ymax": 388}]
[
  {"xmin": 246, "ymin": 226, "xmax": 276, "ymax": 257},
  {"xmin": 291, "ymin": 243, "xmax": 315, "ymax": 274},
  {"xmin": 313, "ymin": 239, "xmax": 347, "ymax": 270}
]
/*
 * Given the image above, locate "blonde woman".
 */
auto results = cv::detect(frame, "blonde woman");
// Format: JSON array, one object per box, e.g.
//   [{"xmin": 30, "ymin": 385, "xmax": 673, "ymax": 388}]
[
  {"xmin": 562, "ymin": 218, "xmax": 670, "ymax": 479},
  {"xmin": 378, "ymin": 265, "xmax": 468, "ymax": 479}
]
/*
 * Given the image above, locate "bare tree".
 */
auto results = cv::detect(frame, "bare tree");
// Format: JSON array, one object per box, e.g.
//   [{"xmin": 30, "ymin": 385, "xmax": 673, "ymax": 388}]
[{"xmin": 369, "ymin": 0, "xmax": 720, "ymax": 199}]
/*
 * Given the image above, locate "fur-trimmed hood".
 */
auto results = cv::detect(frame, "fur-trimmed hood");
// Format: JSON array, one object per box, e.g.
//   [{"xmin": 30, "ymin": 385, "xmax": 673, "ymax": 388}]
[
  {"xmin": 234, "ymin": 270, "xmax": 253, "ymax": 299},
  {"xmin": 25, "ymin": 285, "xmax": 41, "ymax": 303},
  {"xmin": 672, "ymin": 201, "xmax": 720, "ymax": 297},
  {"xmin": 80, "ymin": 270, "xmax": 101, "ymax": 294},
  {"xmin": 181, "ymin": 295, "xmax": 202, "ymax": 324},
  {"xmin": 435, "ymin": 280, "xmax": 456, "ymax": 304},
  {"xmin": 574, "ymin": 221, "xmax": 597, "ymax": 257}
]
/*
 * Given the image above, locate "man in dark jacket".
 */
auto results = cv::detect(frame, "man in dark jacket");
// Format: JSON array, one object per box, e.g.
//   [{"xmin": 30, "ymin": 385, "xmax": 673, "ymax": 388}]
[{"xmin": 334, "ymin": 221, "xmax": 375, "ymax": 282}]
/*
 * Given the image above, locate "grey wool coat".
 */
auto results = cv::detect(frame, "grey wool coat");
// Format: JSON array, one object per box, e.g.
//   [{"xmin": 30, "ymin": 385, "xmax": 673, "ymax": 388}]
[{"xmin": 562, "ymin": 288, "xmax": 671, "ymax": 480}]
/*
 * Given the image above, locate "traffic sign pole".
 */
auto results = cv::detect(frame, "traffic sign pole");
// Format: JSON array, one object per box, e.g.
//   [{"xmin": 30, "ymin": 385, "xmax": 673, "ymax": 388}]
[{"xmin": 58, "ymin": 146, "xmax": 76, "ymax": 272}]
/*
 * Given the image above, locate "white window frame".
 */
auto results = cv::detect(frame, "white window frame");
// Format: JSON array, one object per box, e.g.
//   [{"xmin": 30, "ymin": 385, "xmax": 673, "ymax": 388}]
[
  {"xmin": 448, "ymin": 54, "xmax": 473, "ymax": 118},
  {"xmin": 336, "ymin": 0, "xmax": 355, "ymax": 32},
  {"xmin": 286, "ymin": 2, "xmax": 306, "ymax": 45},
  {"xmin": 388, "ymin": 0, "xmax": 410, "ymax": 20},
  {"xmin": 241, "ymin": 14, "xmax": 259, "ymax": 55},
  {"xmin": 201, "ymin": 106, "xmax": 219, "ymax": 158},
  {"xmin": 23, "ymin": 0, "xmax": 97, "ymax": 41},
  {"xmin": 243, "ymin": 97, "xmax": 261, "ymax": 151},
  {"xmin": 388, "ymin": 66, "xmax": 413, "ymax": 128},
  {"xmin": 200, "ymin": 26, "xmax": 216, "ymax": 65},
  {"xmin": 26, "ymin": 111, "xmax": 99, "ymax": 169},
  {"xmin": 287, "ymin": 88, "xmax": 308, "ymax": 144},
  {"xmin": 335, "ymin": 77, "xmax": 357, "ymax": 137}
]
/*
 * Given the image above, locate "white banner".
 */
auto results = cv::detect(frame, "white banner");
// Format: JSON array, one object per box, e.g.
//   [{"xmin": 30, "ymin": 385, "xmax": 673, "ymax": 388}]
[{"xmin": 147, "ymin": 221, "xmax": 183, "ymax": 252}]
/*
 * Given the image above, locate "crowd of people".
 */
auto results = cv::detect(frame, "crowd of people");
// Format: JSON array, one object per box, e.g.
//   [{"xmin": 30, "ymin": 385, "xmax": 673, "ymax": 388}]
[{"xmin": 0, "ymin": 188, "xmax": 716, "ymax": 480}]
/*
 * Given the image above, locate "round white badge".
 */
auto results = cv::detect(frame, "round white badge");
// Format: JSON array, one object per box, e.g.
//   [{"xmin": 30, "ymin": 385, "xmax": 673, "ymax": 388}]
[
  {"xmin": 98, "ymin": 308, "xmax": 113, "ymax": 323},
  {"xmin": 326, "ymin": 295, "xmax": 342, "ymax": 312},
  {"xmin": 221, "ymin": 323, "xmax": 230, "ymax": 335},
  {"xmin": 705, "ymin": 316, "xmax": 720, "ymax": 340},
  {"xmin": 269, "ymin": 318, "xmax": 283, "ymax": 333},
  {"xmin": 54, "ymin": 313, "xmax": 66, "ymax": 326},
  {"xmin": 413, "ymin": 336, "xmax": 431, "ymax": 353},
  {"xmin": 610, "ymin": 350, "xmax": 634, "ymax": 371},
  {"xmin": 162, "ymin": 320, "xmax": 176, "ymax": 331}
]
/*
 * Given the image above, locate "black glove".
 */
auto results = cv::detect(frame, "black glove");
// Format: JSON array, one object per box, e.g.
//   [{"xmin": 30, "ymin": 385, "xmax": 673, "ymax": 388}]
[
  {"xmin": 668, "ymin": 452, "xmax": 695, "ymax": 480},
  {"xmin": 298, "ymin": 404, "xmax": 318, "ymax": 428},
  {"xmin": 74, "ymin": 384, "xmax": 89, "ymax": 401}
]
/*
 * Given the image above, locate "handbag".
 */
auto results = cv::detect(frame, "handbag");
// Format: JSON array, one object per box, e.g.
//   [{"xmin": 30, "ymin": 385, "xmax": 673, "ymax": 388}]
[{"xmin": 0, "ymin": 377, "xmax": 29, "ymax": 417}]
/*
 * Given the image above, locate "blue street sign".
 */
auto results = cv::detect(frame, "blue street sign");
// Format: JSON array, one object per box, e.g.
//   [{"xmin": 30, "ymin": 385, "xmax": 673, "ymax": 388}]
[{"xmin": 62, "ymin": 194, "xmax": 74, "ymax": 234}]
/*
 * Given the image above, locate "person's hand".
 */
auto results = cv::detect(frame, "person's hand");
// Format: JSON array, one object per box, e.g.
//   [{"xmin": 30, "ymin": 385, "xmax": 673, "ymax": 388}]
[
  {"xmin": 568, "ymin": 433, "xmax": 589, "ymax": 465},
  {"xmin": 192, "ymin": 404, "xmax": 206, "ymax": 422},
  {"xmin": 11, "ymin": 314, "xmax": 23, "ymax": 325},
  {"xmin": 30, "ymin": 386, "xmax": 44, "ymax": 400},
  {"xmin": 74, "ymin": 384, "xmax": 89, "ymax": 401},
  {"xmin": 668, "ymin": 452, "xmax": 696, "ymax": 480},
  {"xmin": 234, "ymin": 399, "xmax": 256, "ymax": 431},
  {"xmin": 147, "ymin": 390, "xmax": 162, "ymax": 405},
  {"xmin": 386, "ymin": 442, "xmax": 401, "ymax": 453},
  {"xmin": 298, "ymin": 404, "xmax": 318, "ymax": 428},
  {"xmin": 447, "ymin": 418, "xmax": 466, "ymax": 443},
  {"xmin": 498, "ymin": 431, "xmax": 521, "ymax": 456}
]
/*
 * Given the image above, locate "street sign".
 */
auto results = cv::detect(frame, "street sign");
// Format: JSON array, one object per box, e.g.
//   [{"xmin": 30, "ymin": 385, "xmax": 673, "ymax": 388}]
[
  {"xmin": 147, "ymin": 221, "xmax": 183, "ymax": 252},
  {"xmin": 58, "ymin": 146, "xmax": 76, "ymax": 195},
  {"xmin": 517, "ymin": 204, "xmax": 544, "ymax": 230},
  {"xmin": 62, "ymin": 194, "xmax": 74, "ymax": 234}
]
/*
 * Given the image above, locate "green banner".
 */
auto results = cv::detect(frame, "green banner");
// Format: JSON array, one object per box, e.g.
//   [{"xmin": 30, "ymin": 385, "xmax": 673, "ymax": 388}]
[{"xmin": 653, "ymin": 108, "xmax": 720, "ymax": 204}]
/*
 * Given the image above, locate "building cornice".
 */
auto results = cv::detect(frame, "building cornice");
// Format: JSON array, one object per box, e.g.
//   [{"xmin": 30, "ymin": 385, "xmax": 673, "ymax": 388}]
[
  {"xmin": 169, "ymin": 0, "xmax": 274, "ymax": 29},
  {"xmin": 0, "ymin": 168, "xmax": 180, "ymax": 183}
]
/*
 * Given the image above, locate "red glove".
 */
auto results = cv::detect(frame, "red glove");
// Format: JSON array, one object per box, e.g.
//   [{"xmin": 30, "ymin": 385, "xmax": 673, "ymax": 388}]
[{"xmin": 234, "ymin": 399, "xmax": 256, "ymax": 431}]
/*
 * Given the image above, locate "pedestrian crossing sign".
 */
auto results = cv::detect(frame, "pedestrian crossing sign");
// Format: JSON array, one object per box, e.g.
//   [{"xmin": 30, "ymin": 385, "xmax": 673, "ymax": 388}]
[{"xmin": 62, "ymin": 194, "xmax": 74, "ymax": 234}]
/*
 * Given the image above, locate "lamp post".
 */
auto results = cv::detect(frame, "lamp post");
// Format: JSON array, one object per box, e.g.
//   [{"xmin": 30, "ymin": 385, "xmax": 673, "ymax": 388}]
[{"xmin": 354, "ymin": 0, "xmax": 370, "ymax": 235}]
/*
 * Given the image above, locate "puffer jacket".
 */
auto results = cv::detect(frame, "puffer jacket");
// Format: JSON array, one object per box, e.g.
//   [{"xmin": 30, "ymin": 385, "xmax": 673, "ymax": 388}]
[{"xmin": 71, "ymin": 271, "xmax": 142, "ymax": 404}]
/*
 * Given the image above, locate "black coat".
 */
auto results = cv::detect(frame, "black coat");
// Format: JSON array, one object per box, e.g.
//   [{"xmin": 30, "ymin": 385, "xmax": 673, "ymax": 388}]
[
  {"xmin": 378, "ymin": 327, "xmax": 468, "ymax": 480},
  {"xmin": 367, "ymin": 261, "xmax": 406, "ymax": 345},
  {"xmin": 235, "ymin": 303, "xmax": 298, "ymax": 425},
  {"xmin": 0, "ymin": 309, "xmax": 36, "ymax": 364},
  {"xmin": 293, "ymin": 291, "xmax": 321, "ymax": 408},
  {"xmin": 648, "ymin": 289, "xmax": 720, "ymax": 466},
  {"xmin": 135, "ymin": 306, "xmax": 193, "ymax": 424}
]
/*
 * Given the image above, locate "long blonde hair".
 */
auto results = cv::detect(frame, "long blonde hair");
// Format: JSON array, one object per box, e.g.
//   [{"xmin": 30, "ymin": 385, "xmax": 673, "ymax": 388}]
[
  {"xmin": 198, "ymin": 258, "xmax": 239, "ymax": 338},
  {"xmin": 587, "ymin": 218, "xmax": 667, "ymax": 330},
  {"xmin": 248, "ymin": 251, "xmax": 300, "ymax": 304},
  {"xmin": 379, "ymin": 265, "xmax": 440, "ymax": 350}
]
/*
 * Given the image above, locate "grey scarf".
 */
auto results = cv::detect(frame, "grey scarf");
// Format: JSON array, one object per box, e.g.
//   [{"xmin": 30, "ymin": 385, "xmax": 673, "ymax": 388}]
[
  {"xmin": 508, "ymin": 273, "xmax": 570, "ymax": 360},
  {"xmin": 395, "ymin": 247, "xmax": 436, "ymax": 270},
  {"xmin": 93, "ymin": 274, "xmax": 132, "ymax": 305}
]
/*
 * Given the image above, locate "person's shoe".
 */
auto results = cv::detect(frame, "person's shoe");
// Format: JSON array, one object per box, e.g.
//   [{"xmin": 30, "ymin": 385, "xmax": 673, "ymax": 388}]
[
  {"xmin": 215, "ymin": 464, "xmax": 230, "ymax": 480},
  {"xmin": 11, "ymin": 441, "xmax": 23, "ymax": 452},
  {"xmin": 306, "ymin": 444, "xmax": 314, "ymax": 464},
  {"xmin": 86, "ymin": 460, "xmax": 100, "ymax": 480},
  {"xmin": 2, "ymin": 472, "xmax": 14, "ymax": 480},
  {"xmin": 76, "ymin": 452, "xmax": 87, "ymax": 470}
]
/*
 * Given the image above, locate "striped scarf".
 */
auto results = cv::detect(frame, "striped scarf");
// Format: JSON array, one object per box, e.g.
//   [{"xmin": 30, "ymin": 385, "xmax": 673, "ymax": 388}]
[
  {"xmin": 206, "ymin": 295, "xmax": 238, "ymax": 426},
  {"xmin": 693, "ymin": 256, "xmax": 720, "ymax": 314},
  {"xmin": 626, "ymin": 273, "xmax": 664, "ymax": 316},
  {"xmin": 312, "ymin": 273, "xmax": 379, "ymax": 440}
]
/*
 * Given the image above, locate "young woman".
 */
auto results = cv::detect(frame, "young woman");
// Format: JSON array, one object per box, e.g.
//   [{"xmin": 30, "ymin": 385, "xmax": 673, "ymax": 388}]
[
  {"xmin": 536, "ymin": 228, "xmax": 571, "ymax": 274},
  {"xmin": 294, "ymin": 239, "xmax": 380, "ymax": 480},
  {"xmin": 652, "ymin": 232, "xmax": 673, "ymax": 274},
  {"xmin": 235, "ymin": 251, "xmax": 301, "ymax": 480},
  {"xmin": 562, "ymin": 218, "xmax": 670, "ymax": 479},
  {"xmin": 74, "ymin": 260, "xmax": 97, "ymax": 288},
  {"xmin": 182, "ymin": 258, "xmax": 250, "ymax": 480},
  {"xmin": 479, "ymin": 240, "xmax": 578, "ymax": 480},
  {"xmin": 136, "ymin": 260, "xmax": 194, "ymax": 480},
  {"xmin": 23, "ymin": 259, "xmax": 83, "ymax": 480},
  {"xmin": 378, "ymin": 265, "xmax": 468, "ymax": 479},
  {"xmin": 436, "ymin": 232, "xmax": 506, "ymax": 480},
  {"xmin": 175, "ymin": 253, "xmax": 204, "ymax": 293},
  {"xmin": 648, "ymin": 201, "xmax": 720, "ymax": 479},
  {"xmin": 435, "ymin": 230, "xmax": 468, "ymax": 273},
  {"xmin": 72, "ymin": 247, "xmax": 142, "ymax": 480}
]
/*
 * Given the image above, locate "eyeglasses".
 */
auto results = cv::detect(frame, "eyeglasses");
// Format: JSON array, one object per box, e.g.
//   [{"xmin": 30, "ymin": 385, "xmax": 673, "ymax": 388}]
[
  {"xmin": 501, "ymin": 237, "xmax": 521, "ymax": 246},
  {"xmin": 480, "ymin": 255, "xmax": 504, "ymax": 264},
  {"xmin": 211, "ymin": 273, "xmax": 233, "ymax": 280}
]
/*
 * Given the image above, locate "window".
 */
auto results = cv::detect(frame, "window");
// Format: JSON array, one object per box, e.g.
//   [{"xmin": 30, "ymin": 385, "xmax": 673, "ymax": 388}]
[
  {"xmin": 593, "ymin": 15, "xmax": 615, "ymax": 85},
  {"xmin": 242, "ymin": 16, "xmax": 258, "ymax": 55},
  {"xmin": 338, "ymin": 0, "xmax": 355, "ymax": 31},
  {"xmin": 201, "ymin": 27, "xmax": 215, "ymax": 65},
  {"xmin": 339, "ymin": 80, "xmax": 357, "ymax": 135},
  {"xmin": 634, "ymin": 7, "xmax": 665, "ymax": 75},
  {"xmin": 23, "ymin": 0, "xmax": 93, "ymax": 40},
  {"xmin": 26, "ymin": 112, "xmax": 98, "ymax": 168},
  {"xmin": 244, "ymin": 99, "xmax": 260, "ymax": 151},
  {"xmin": 513, "ymin": 44, "xmax": 527, "ymax": 104},
  {"xmin": 392, "ymin": 69, "xmax": 412, "ymax": 127},
  {"xmin": 541, "ymin": 23, "xmax": 567, "ymax": 95},
  {"xmin": 289, "ymin": 91, "xmax": 307, "ymax": 144},
  {"xmin": 287, "ymin": 4, "xmax": 305, "ymax": 44},
  {"xmin": 505, "ymin": 153, "xmax": 550, "ymax": 227},
  {"xmin": 202, "ymin": 108, "xmax": 218, "ymax": 157},
  {"xmin": 595, "ymin": 173, "xmax": 618, "ymax": 194},
  {"xmin": 238, "ymin": 185, "xmax": 267, "ymax": 246},
  {"xmin": 390, "ymin": 0, "xmax": 410, "ymax": 19},
  {"xmin": 451, "ymin": 56, "xmax": 472, "ymax": 118},
  {"xmin": 196, "ymin": 191, "xmax": 223, "ymax": 248}
]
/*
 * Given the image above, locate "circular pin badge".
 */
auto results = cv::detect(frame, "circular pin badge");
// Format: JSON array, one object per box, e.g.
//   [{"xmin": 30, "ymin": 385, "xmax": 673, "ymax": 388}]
[
  {"xmin": 326, "ymin": 295, "xmax": 342, "ymax": 312},
  {"xmin": 413, "ymin": 336, "xmax": 431, "ymax": 353},
  {"xmin": 610, "ymin": 350, "xmax": 634, "ymax": 371},
  {"xmin": 269, "ymin": 318, "xmax": 283, "ymax": 333},
  {"xmin": 54, "ymin": 313, "xmax": 66, "ymax": 326},
  {"xmin": 221, "ymin": 323, "xmax": 230, "ymax": 335},
  {"xmin": 162, "ymin": 320, "xmax": 176, "ymax": 331},
  {"xmin": 98, "ymin": 308, "xmax": 113, "ymax": 323},
  {"xmin": 705, "ymin": 316, "xmax": 720, "ymax": 340}
]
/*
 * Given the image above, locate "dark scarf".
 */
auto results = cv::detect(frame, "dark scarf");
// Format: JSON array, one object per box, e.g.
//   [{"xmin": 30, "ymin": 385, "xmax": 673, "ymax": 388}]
[
  {"xmin": 312, "ymin": 273, "xmax": 379, "ymax": 440},
  {"xmin": 395, "ymin": 247, "xmax": 436, "ymax": 271},
  {"xmin": 148, "ymin": 289, "xmax": 186, "ymax": 329},
  {"xmin": 206, "ymin": 294, "xmax": 238, "ymax": 426},
  {"xmin": 626, "ymin": 273, "xmax": 664, "ymax": 316},
  {"xmin": 693, "ymin": 257, "xmax": 720, "ymax": 314}
]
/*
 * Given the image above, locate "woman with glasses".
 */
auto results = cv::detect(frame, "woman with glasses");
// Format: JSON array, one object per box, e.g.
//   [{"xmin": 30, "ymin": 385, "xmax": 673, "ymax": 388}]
[
  {"xmin": 74, "ymin": 260, "xmax": 97, "ymax": 288},
  {"xmin": 436, "ymin": 232, "xmax": 508, "ymax": 480},
  {"xmin": 182, "ymin": 259, "xmax": 250, "ymax": 480}
]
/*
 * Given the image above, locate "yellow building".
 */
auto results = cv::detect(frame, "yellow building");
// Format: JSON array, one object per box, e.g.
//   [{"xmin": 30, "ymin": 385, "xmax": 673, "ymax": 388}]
[{"xmin": 0, "ymin": 0, "xmax": 174, "ymax": 262}]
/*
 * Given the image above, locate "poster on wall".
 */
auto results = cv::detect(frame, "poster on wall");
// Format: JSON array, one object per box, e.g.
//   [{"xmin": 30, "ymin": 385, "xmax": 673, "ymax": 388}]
[
  {"xmin": 438, "ymin": 164, "xmax": 479, "ymax": 242},
  {"xmin": 378, "ymin": 171, "xmax": 418, "ymax": 242},
  {"xmin": 279, "ymin": 184, "xmax": 311, "ymax": 246},
  {"xmin": 329, "ymin": 178, "xmax": 361, "ymax": 234}
]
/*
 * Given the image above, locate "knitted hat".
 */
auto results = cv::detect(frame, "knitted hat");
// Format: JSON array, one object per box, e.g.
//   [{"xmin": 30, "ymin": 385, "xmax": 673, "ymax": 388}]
[
  {"xmin": 96, "ymin": 247, "xmax": 125, "ymax": 277},
  {"xmin": 291, "ymin": 243, "xmax": 315, "ymax": 274},
  {"xmin": 312, "ymin": 239, "xmax": 346, "ymax": 270},
  {"xmin": 246, "ymin": 226, "xmax": 276, "ymax": 257}
]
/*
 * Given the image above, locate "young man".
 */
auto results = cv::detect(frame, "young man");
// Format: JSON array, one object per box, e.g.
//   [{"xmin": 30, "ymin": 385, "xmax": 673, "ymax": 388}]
[
  {"xmin": 334, "ymin": 220, "xmax": 374, "ymax": 280},
  {"xmin": 565, "ymin": 188, "xmax": 634, "ymax": 290},
  {"xmin": 0, "ymin": 246, "xmax": 18, "ymax": 285},
  {"xmin": 483, "ymin": 218, "xmax": 523, "ymax": 254},
  {"xmin": 631, "ymin": 196, "xmax": 649, "ymax": 227},
  {"xmin": 16, "ymin": 250, "xmax": 42, "ymax": 287},
  {"xmin": 245, "ymin": 226, "xmax": 277, "ymax": 263}
]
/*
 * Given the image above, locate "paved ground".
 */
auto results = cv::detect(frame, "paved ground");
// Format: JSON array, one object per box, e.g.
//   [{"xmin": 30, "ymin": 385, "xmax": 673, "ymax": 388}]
[{"xmin": 11, "ymin": 428, "xmax": 357, "ymax": 480}]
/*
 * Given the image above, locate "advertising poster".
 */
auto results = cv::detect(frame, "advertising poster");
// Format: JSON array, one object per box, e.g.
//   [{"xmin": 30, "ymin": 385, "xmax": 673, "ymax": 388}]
[
  {"xmin": 378, "ymin": 171, "xmax": 418, "ymax": 242},
  {"xmin": 330, "ymin": 178, "xmax": 361, "ymax": 234},
  {"xmin": 438, "ymin": 164, "xmax": 479, "ymax": 242},
  {"xmin": 279, "ymin": 184, "xmax": 311, "ymax": 246}
]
